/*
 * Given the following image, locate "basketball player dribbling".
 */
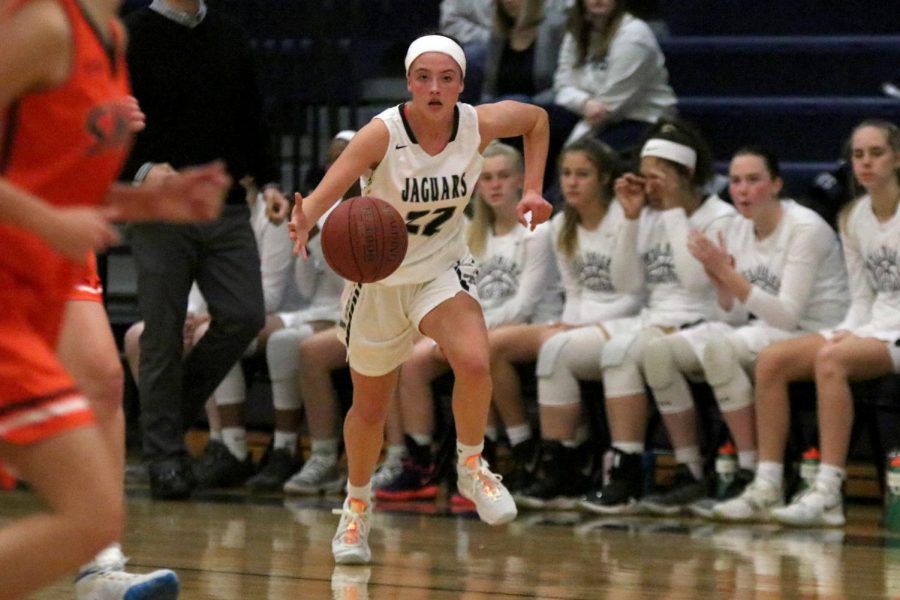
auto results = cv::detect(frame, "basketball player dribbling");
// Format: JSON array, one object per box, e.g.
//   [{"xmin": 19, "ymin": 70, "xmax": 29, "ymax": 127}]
[
  {"xmin": 0, "ymin": 1, "xmax": 229, "ymax": 598},
  {"xmin": 289, "ymin": 33, "xmax": 553, "ymax": 564}
]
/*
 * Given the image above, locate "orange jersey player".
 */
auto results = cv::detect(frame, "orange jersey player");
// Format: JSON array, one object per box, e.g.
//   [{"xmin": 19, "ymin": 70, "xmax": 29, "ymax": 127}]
[{"xmin": 0, "ymin": 1, "xmax": 229, "ymax": 598}]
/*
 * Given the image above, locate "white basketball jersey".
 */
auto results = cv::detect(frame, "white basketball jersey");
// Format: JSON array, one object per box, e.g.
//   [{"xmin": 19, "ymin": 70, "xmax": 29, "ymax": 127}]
[{"xmin": 362, "ymin": 103, "xmax": 484, "ymax": 286}]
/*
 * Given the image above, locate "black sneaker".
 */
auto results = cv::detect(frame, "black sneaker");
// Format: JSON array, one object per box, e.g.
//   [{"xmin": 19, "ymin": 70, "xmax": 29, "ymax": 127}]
[
  {"xmin": 149, "ymin": 456, "xmax": 195, "ymax": 500},
  {"xmin": 640, "ymin": 464, "xmax": 709, "ymax": 516},
  {"xmin": 688, "ymin": 468, "xmax": 755, "ymax": 519},
  {"xmin": 504, "ymin": 437, "xmax": 540, "ymax": 494},
  {"xmin": 246, "ymin": 448, "xmax": 301, "ymax": 492},
  {"xmin": 515, "ymin": 441, "xmax": 589, "ymax": 510},
  {"xmin": 192, "ymin": 440, "xmax": 255, "ymax": 489},
  {"xmin": 579, "ymin": 449, "xmax": 642, "ymax": 514}
]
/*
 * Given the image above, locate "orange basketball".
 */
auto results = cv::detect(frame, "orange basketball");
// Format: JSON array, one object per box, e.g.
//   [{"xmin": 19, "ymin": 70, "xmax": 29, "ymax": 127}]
[{"xmin": 320, "ymin": 196, "xmax": 408, "ymax": 283}]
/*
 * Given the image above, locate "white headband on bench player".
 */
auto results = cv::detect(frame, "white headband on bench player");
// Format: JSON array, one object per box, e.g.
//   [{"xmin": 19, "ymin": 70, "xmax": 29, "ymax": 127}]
[
  {"xmin": 640, "ymin": 138, "xmax": 697, "ymax": 170},
  {"xmin": 405, "ymin": 35, "xmax": 467, "ymax": 77}
]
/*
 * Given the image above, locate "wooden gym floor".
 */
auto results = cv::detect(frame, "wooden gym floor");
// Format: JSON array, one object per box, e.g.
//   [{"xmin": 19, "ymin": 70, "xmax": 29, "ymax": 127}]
[{"xmin": 3, "ymin": 483, "xmax": 900, "ymax": 599}]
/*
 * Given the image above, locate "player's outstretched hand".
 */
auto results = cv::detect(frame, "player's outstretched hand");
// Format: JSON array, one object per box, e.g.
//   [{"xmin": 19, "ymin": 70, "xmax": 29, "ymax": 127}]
[
  {"xmin": 50, "ymin": 206, "xmax": 120, "ymax": 261},
  {"xmin": 516, "ymin": 190, "xmax": 552, "ymax": 230},
  {"xmin": 288, "ymin": 192, "xmax": 310, "ymax": 259},
  {"xmin": 157, "ymin": 161, "xmax": 231, "ymax": 222}
]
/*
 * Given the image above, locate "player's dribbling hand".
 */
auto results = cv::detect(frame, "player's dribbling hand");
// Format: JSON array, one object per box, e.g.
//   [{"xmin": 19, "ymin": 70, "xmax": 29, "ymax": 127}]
[
  {"xmin": 49, "ymin": 206, "xmax": 120, "ymax": 261},
  {"xmin": 516, "ymin": 190, "xmax": 552, "ymax": 230},
  {"xmin": 289, "ymin": 192, "xmax": 310, "ymax": 259}
]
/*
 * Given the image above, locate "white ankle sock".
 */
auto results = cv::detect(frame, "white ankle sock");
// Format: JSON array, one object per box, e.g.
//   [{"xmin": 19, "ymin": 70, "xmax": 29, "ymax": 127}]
[
  {"xmin": 674, "ymin": 446, "xmax": 704, "ymax": 481},
  {"xmin": 816, "ymin": 463, "xmax": 845, "ymax": 494},
  {"xmin": 384, "ymin": 443, "xmax": 406, "ymax": 462},
  {"xmin": 612, "ymin": 441, "xmax": 644, "ymax": 455},
  {"xmin": 221, "ymin": 427, "xmax": 247, "ymax": 461},
  {"xmin": 347, "ymin": 482, "xmax": 371, "ymax": 503},
  {"xmin": 273, "ymin": 431, "xmax": 298, "ymax": 456},
  {"xmin": 457, "ymin": 440, "xmax": 484, "ymax": 467},
  {"xmin": 737, "ymin": 450, "xmax": 757, "ymax": 471},
  {"xmin": 311, "ymin": 438, "xmax": 339, "ymax": 463},
  {"xmin": 756, "ymin": 461, "xmax": 784, "ymax": 488},
  {"xmin": 506, "ymin": 424, "xmax": 532, "ymax": 447}
]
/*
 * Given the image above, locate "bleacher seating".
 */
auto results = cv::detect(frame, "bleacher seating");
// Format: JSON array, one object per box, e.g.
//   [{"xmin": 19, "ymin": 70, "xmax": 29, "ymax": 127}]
[
  {"xmin": 654, "ymin": 4, "xmax": 900, "ymax": 195},
  {"xmin": 659, "ymin": 0, "xmax": 900, "ymax": 36}
]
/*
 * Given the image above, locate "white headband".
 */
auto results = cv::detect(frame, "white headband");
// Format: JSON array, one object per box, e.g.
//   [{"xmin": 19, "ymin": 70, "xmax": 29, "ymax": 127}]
[
  {"xmin": 333, "ymin": 130, "xmax": 356, "ymax": 142},
  {"xmin": 641, "ymin": 138, "xmax": 697, "ymax": 170},
  {"xmin": 404, "ymin": 35, "xmax": 466, "ymax": 77}
]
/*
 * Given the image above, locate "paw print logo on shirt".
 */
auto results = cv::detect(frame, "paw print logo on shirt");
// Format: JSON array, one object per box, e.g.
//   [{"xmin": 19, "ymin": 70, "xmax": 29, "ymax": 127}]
[
  {"xmin": 865, "ymin": 246, "xmax": 900, "ymax": 292},
  {"xmin": 643, "ymin": 243, "xmax": 677, "ymax": 285},
  {"xmin": 477, "ymin": 256, "xmax": 520, "ymax": 302},
  {"xmin": 574, "ymin": 252, "xmax": 613, "ymax": 292},
  {"xmin": 742, "ymin": 265, "xmax": 781, "ymax": 296}
]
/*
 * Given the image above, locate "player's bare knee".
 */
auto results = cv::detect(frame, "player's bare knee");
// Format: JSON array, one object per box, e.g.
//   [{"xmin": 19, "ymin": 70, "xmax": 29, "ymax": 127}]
[
  {"xmin": 755, "ymin": 345, "xmax": 789, "ymax": 383},
  {"xmin": 449, "ymin": 349, "xmax": 491, "ymax": 383},
  {"xmin": 80, "ymin": 361, "xmax": 125, "ymax": 422},
  {"xmin": 814, "ymin": 344, "xmax": 847, "ymax": 382},
  {"xmin": 348, "ymin": 400, "xmax": 390, "ymax": 427}
]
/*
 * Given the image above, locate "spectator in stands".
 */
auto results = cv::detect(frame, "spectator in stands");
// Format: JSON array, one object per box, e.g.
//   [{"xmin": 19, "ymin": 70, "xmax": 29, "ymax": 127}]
[
  {"xmin": 440, "ymin": 0, "xmax": 494, "ymax": 102},
  {"xmin": 480, "ymin": 0, "xmax": 568, "ymax": 105},
  {"xmin": 549, "ymin": 0, "xmax": 677, "ymax": 172},
  {"xmin": 638, "ymin": 147, "xmax": 848, "ymax": 517},
  {"xmin": 481, "ymin": 137, "xmax": 642, "ymax": 508},
  {"xmin": 576, "ymin": 119, "xmax": 735, "ymax": 515},
  {"xmin": 377, "ymin": 141, "xmax": 561, "ymax": 501},
  {"xmin": 123, "ymin": 0, "xmax": 289, "ymax": 500},
  {"xmin": 713, "ymin": 119, "xmax": 900, "ymax": 527}
]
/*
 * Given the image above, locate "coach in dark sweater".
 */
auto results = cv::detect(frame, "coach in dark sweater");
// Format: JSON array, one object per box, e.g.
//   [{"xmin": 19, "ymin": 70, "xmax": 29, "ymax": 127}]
[{"xmin": 123, "ymin": 0, "xmax": 287, "ymax": 499}]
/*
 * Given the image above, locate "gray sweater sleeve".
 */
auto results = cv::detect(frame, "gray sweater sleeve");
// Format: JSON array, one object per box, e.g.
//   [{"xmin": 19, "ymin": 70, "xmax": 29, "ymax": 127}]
[{"xmin": 440, "ymin": 0, "xmax": 492, "ymax": 45}]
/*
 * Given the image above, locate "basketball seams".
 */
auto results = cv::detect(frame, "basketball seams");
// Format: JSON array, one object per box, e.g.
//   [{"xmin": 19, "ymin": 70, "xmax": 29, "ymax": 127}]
[
  {"xmin": 347, "ymin": 200, "xmax": 366, "ymax": 282},
  {"xmin": 321, "ymin": 196, "xmax": 408, "ymax": 284}
]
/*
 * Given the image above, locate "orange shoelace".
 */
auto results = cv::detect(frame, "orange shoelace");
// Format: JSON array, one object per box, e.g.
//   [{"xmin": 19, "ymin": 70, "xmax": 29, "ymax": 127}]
[
  {"xmin": 340, "ymin": 499, "xmax": 369, "ymax": 545},
  {"xmin": 464, "ymin": 454, "xmax": 503, "ymax": 501}
]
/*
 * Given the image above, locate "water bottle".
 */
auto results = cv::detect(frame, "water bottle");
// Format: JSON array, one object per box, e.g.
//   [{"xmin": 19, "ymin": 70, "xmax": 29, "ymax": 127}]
[
  {"xmin": 884, "ymin": 448, "xmax": 900, "ymax": 533},
  {"xmin": 798, "ymin": 447, "xmax": 820, "ymax": 494},
  {"xmin": 715, "ymin": 441, "xmax": 738, "ymax": 498}
]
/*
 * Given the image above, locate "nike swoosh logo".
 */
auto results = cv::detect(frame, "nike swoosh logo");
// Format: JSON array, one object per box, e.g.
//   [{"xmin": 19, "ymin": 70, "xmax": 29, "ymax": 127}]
[{"xmin": 395, "ymin": 144, "xmax": 408, "ymax": 149}]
